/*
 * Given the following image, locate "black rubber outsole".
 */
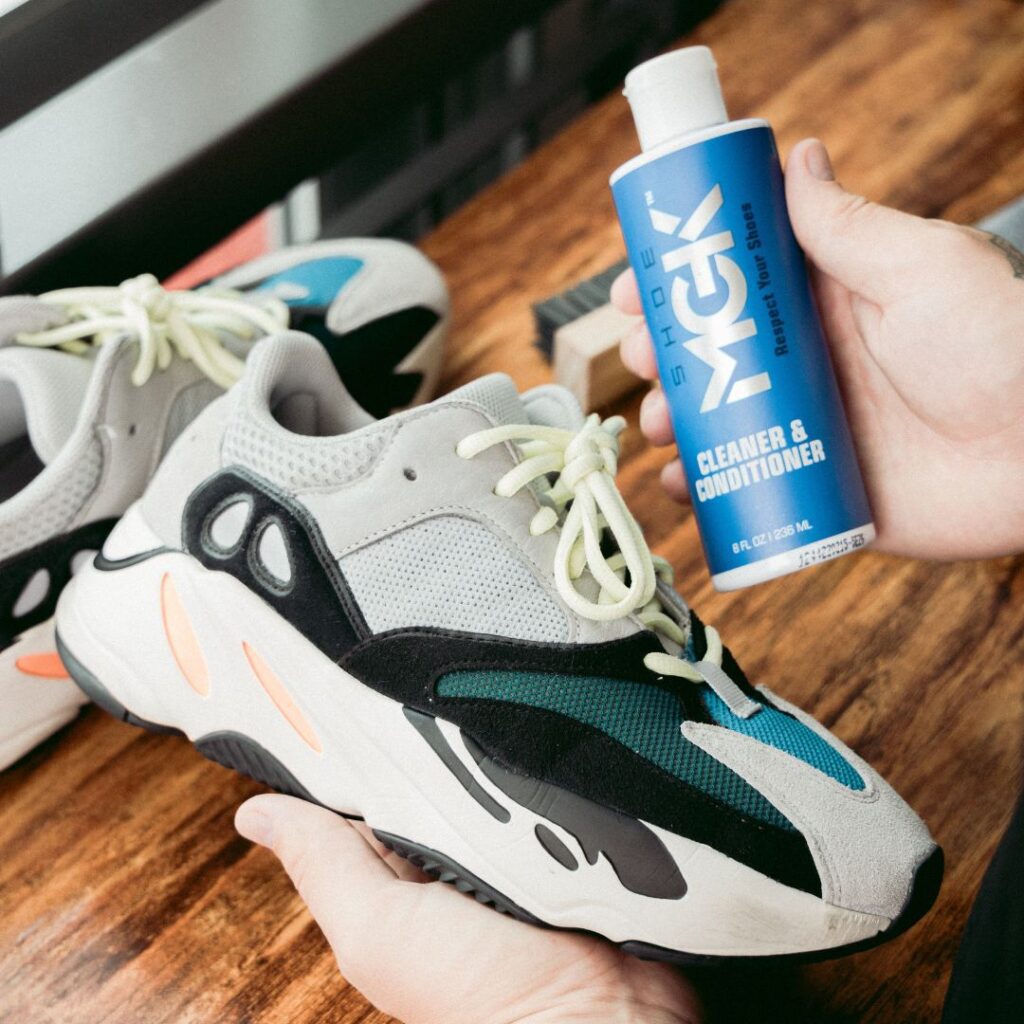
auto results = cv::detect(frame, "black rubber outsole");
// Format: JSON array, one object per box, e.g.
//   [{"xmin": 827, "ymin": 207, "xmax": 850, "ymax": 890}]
[
  {"xmin": 57, "ymin": 632, "xmax": 321, "ymax": 805},
  {"xmin": 372, "ymin": 831, "xmax": 546, "ymax": 924},
  {"xmin": 56, "ymin": 631, "xmax": 944, "ymax": 966}
]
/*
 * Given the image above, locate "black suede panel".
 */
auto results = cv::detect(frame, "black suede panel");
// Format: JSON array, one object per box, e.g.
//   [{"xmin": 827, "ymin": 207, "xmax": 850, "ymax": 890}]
[
  {"xmin": 0, "ymin": 518, "xmax": 117, "ymax": 648},
  {"xmin": 182, "ymin": 468, "xmax": 369, "ymax": 659},
  {"xmin": 342, "ymin": 626, "xmax": 720, "ymax": 711},
  {"xmin": 342, "ymin": 628, "xmax": 665, "ymax": 697},
  {"xmin": 340, "ymin": 628, "xmax": 821, "ymax": 896},
  {"xmin": 290, "ymin": 306, "xmax": 437, "ymax": 417}
]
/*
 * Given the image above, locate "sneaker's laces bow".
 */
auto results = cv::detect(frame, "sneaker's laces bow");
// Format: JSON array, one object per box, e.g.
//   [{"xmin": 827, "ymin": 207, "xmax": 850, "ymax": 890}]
[
  {"xmin": 14, "ymin": 274, "xmax": 289, "ymax": 388},
  {"xmin": 457, "ymin": 413, "xmax": 762, "ymax": 718}
]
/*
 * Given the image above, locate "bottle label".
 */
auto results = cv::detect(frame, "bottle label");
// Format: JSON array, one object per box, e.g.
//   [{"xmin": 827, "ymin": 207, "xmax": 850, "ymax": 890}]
[{"xmin": 612, "ymin": 125, "xmax": 872, "ymax": 578}]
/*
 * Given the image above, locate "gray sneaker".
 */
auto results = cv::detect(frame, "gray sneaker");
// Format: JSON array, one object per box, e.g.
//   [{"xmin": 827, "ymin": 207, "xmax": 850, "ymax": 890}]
[
  {"xmin": 56, "ymin": 332, "xmax": 941, "ymax": 961},
  {"xmin": 1, "ymin": 239, "xmax": 448, "ymax": 769}
]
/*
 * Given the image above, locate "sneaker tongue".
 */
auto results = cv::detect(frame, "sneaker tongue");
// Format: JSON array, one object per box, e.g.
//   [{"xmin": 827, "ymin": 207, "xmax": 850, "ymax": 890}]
[
  {"xmin": 521, "ymin": 383, "xmax": 586, "ymax": 431},
  {"xmin": 442, "ymin": 373, "xmax": 527, "ymax": 426},
  {"xmin": 0, "ymin": 296, "xmax": 67, "ymax": 344},
  {"xmin": 443, "ymin": 373, "xmax": 661, "ymax": 639},
  {"xmin": 0, "ymin": 345, "xmax": 91, "ymax": 464},
  {"xmin": 441, "ymin": 375, "xmax": 590, "ymax": 433}
]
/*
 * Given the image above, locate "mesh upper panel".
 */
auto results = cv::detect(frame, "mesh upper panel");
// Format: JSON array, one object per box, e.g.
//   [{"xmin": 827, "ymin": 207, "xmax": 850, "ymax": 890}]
[
  {"xmin": 683, "ymin": 633, "xmax": 863, "ymax": 789},
  {"xmin": 445, "ymin": 375, "xmax": 524, "ymax": 427},
  {"xmin": 0, "ymin": 296, "xmax": 65, "ymax": 341},
  {"xmin": 341, "ymin": 516, "xmax": 568, "ymax": 642},
  {"xmin": 436, "ymin": 668, "xmax": 794, "ymax": 829},
  {"xmin": 0, "ymin": 347, "xmax": 93, "ymax": 462},
  {"xmin": 0, "ymin": 434, "xmax": 103, "ymax": 562},
  {"xmin": 222, "ymin": 412, "xmax": 395, "ymax": 491},
  {"xmin": 701, "ymin": 690, "xmax": 865, "ymax": 789}
]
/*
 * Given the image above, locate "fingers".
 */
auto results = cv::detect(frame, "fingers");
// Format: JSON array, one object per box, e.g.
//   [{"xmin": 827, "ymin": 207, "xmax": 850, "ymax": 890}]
[
  {"xmin": 614, "ymin": 269, "xmax": 658, "ymax": 382},
  {"xmin": 349, "ymin": 819, "xmax": 432, "ymax": 882},
  {"xmin": 639, "ymin": 388, "xmax": 674, "ymax": 446},
  {"xmin": 635, "ymin": 392, "xmax": 691, "ymax": 504},
  {"xmin": 612, "ymin": 268, "xmax": 690, "ymax": 506},
  {"xmin": 785, "ymin": 138, "xmax": 926, "ymax": 304},
  {"xmin": 609, "ymin": 267, "xmax": 642, "ymax": 315},
  {"xmin": 660, "ymin": 460, "xmax": 690, "ymax": 504},
  {"xmin": 235, "ymin": 794, "xmax": 403, "ymax": 946},
  {"xmin": 236, "ymin": 796, "xmax": 494, "ymax": 1024},
  {"xmin": 621, "ymin": 320, "xmax": 659, "ymax": 381}
]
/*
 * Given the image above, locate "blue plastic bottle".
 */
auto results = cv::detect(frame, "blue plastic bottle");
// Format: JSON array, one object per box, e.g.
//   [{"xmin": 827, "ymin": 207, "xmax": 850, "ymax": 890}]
[{"xmin": 610, "ymin": 47, "xmax": 874, "ymax": 590}]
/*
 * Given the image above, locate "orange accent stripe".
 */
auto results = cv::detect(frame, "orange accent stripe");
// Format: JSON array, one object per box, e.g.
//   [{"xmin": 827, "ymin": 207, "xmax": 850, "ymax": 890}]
[
  {"xmin": 160, "ymin": 573, "xmax": 210, "ymax": 696},
  {"xmin": 16, "ymin": 652, "xmax": 70, "ymax": 679},
  {"xmin": 242, "ymin": 642, "xmax": 322, "ymax": 753}
]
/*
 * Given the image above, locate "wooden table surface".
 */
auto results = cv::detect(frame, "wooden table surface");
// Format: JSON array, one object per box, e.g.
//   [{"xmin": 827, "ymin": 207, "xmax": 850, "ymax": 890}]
[{"xmin": 3, "ymin": 1, "xmax": 1024, "ymax": 1021}]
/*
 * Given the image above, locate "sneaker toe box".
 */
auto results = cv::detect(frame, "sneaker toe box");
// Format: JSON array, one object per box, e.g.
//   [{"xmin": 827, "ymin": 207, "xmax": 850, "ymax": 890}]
[{"xmin": 682, "ymin": 686, "xmax": 940, "ymax": 924}]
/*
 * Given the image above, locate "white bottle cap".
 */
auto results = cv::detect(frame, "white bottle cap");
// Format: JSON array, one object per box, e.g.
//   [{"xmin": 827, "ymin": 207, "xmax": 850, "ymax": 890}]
[{"xmin": 623, "ymin": 46, "xmax": 728, "ymax": 152}]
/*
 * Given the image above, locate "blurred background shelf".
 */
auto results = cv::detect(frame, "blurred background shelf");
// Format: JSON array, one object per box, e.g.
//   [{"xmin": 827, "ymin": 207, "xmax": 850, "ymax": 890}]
[{"xmin": 0, "ymin": 0, "xmax": 717, "ymax": 292}]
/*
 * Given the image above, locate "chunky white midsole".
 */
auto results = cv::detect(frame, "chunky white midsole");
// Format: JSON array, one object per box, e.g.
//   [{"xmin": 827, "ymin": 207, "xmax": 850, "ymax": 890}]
[
  {"xmin": 0, "ymin": 618, "xmax": 89, "ymax": 770},
  {"xmin": 56, "ymin": 545, "xmax": 891, "ymax": 956}
]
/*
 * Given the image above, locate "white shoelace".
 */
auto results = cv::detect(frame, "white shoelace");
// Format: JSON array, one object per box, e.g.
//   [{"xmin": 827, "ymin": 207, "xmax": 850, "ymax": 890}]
[
  {"xmin": 14, "ymin": 273, "xmax": 290, "ymax": 388},
  {"xmin": 457, "ymin": 413, "xmax": 761, "ymax": 718}
]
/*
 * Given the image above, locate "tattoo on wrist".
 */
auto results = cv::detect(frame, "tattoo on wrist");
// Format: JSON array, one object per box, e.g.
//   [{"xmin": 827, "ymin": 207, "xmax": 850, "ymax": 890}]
[{"xmin": 988, "ymin": 233, "xmax": 1024, "ymax": 280}]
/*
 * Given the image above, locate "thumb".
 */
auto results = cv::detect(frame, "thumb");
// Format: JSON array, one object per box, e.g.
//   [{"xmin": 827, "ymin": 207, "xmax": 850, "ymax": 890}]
[
  {"xmin": 235, "ymin": 794, "xmax": 396, "ymax": 944},
  {"xmin": 785, "ymin": 138, "xmax": 924, "ymax": 302}
]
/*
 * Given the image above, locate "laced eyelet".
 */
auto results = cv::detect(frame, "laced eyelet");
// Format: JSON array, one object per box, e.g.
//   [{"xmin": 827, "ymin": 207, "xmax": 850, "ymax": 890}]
[
  {"xmin": 12, "ymin": 274, "xmax": 290, "ymax": 390},
  {"xmin": 457, "ymin": 416, "xmax": 744, "ymax": 707}
]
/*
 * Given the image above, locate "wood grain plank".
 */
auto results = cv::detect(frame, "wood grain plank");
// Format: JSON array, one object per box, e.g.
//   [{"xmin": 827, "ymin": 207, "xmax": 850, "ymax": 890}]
[{"xmin": 2, "ymin": 1, "xmax": 1023, "ymax": 1021}]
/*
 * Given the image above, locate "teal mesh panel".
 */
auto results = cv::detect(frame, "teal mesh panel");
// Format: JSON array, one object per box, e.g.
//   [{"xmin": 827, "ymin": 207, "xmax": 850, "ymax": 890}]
[
  {"xmin": 701, "ymin": 690, "xmax": 865, "ymax": 790},
  {"xmin": 686, "ymin": 631, "xmax": 863, "ymax": 789},
  {"xmin": 436, "ymin": 670, "xmax": 794, "ymax": 830}
]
